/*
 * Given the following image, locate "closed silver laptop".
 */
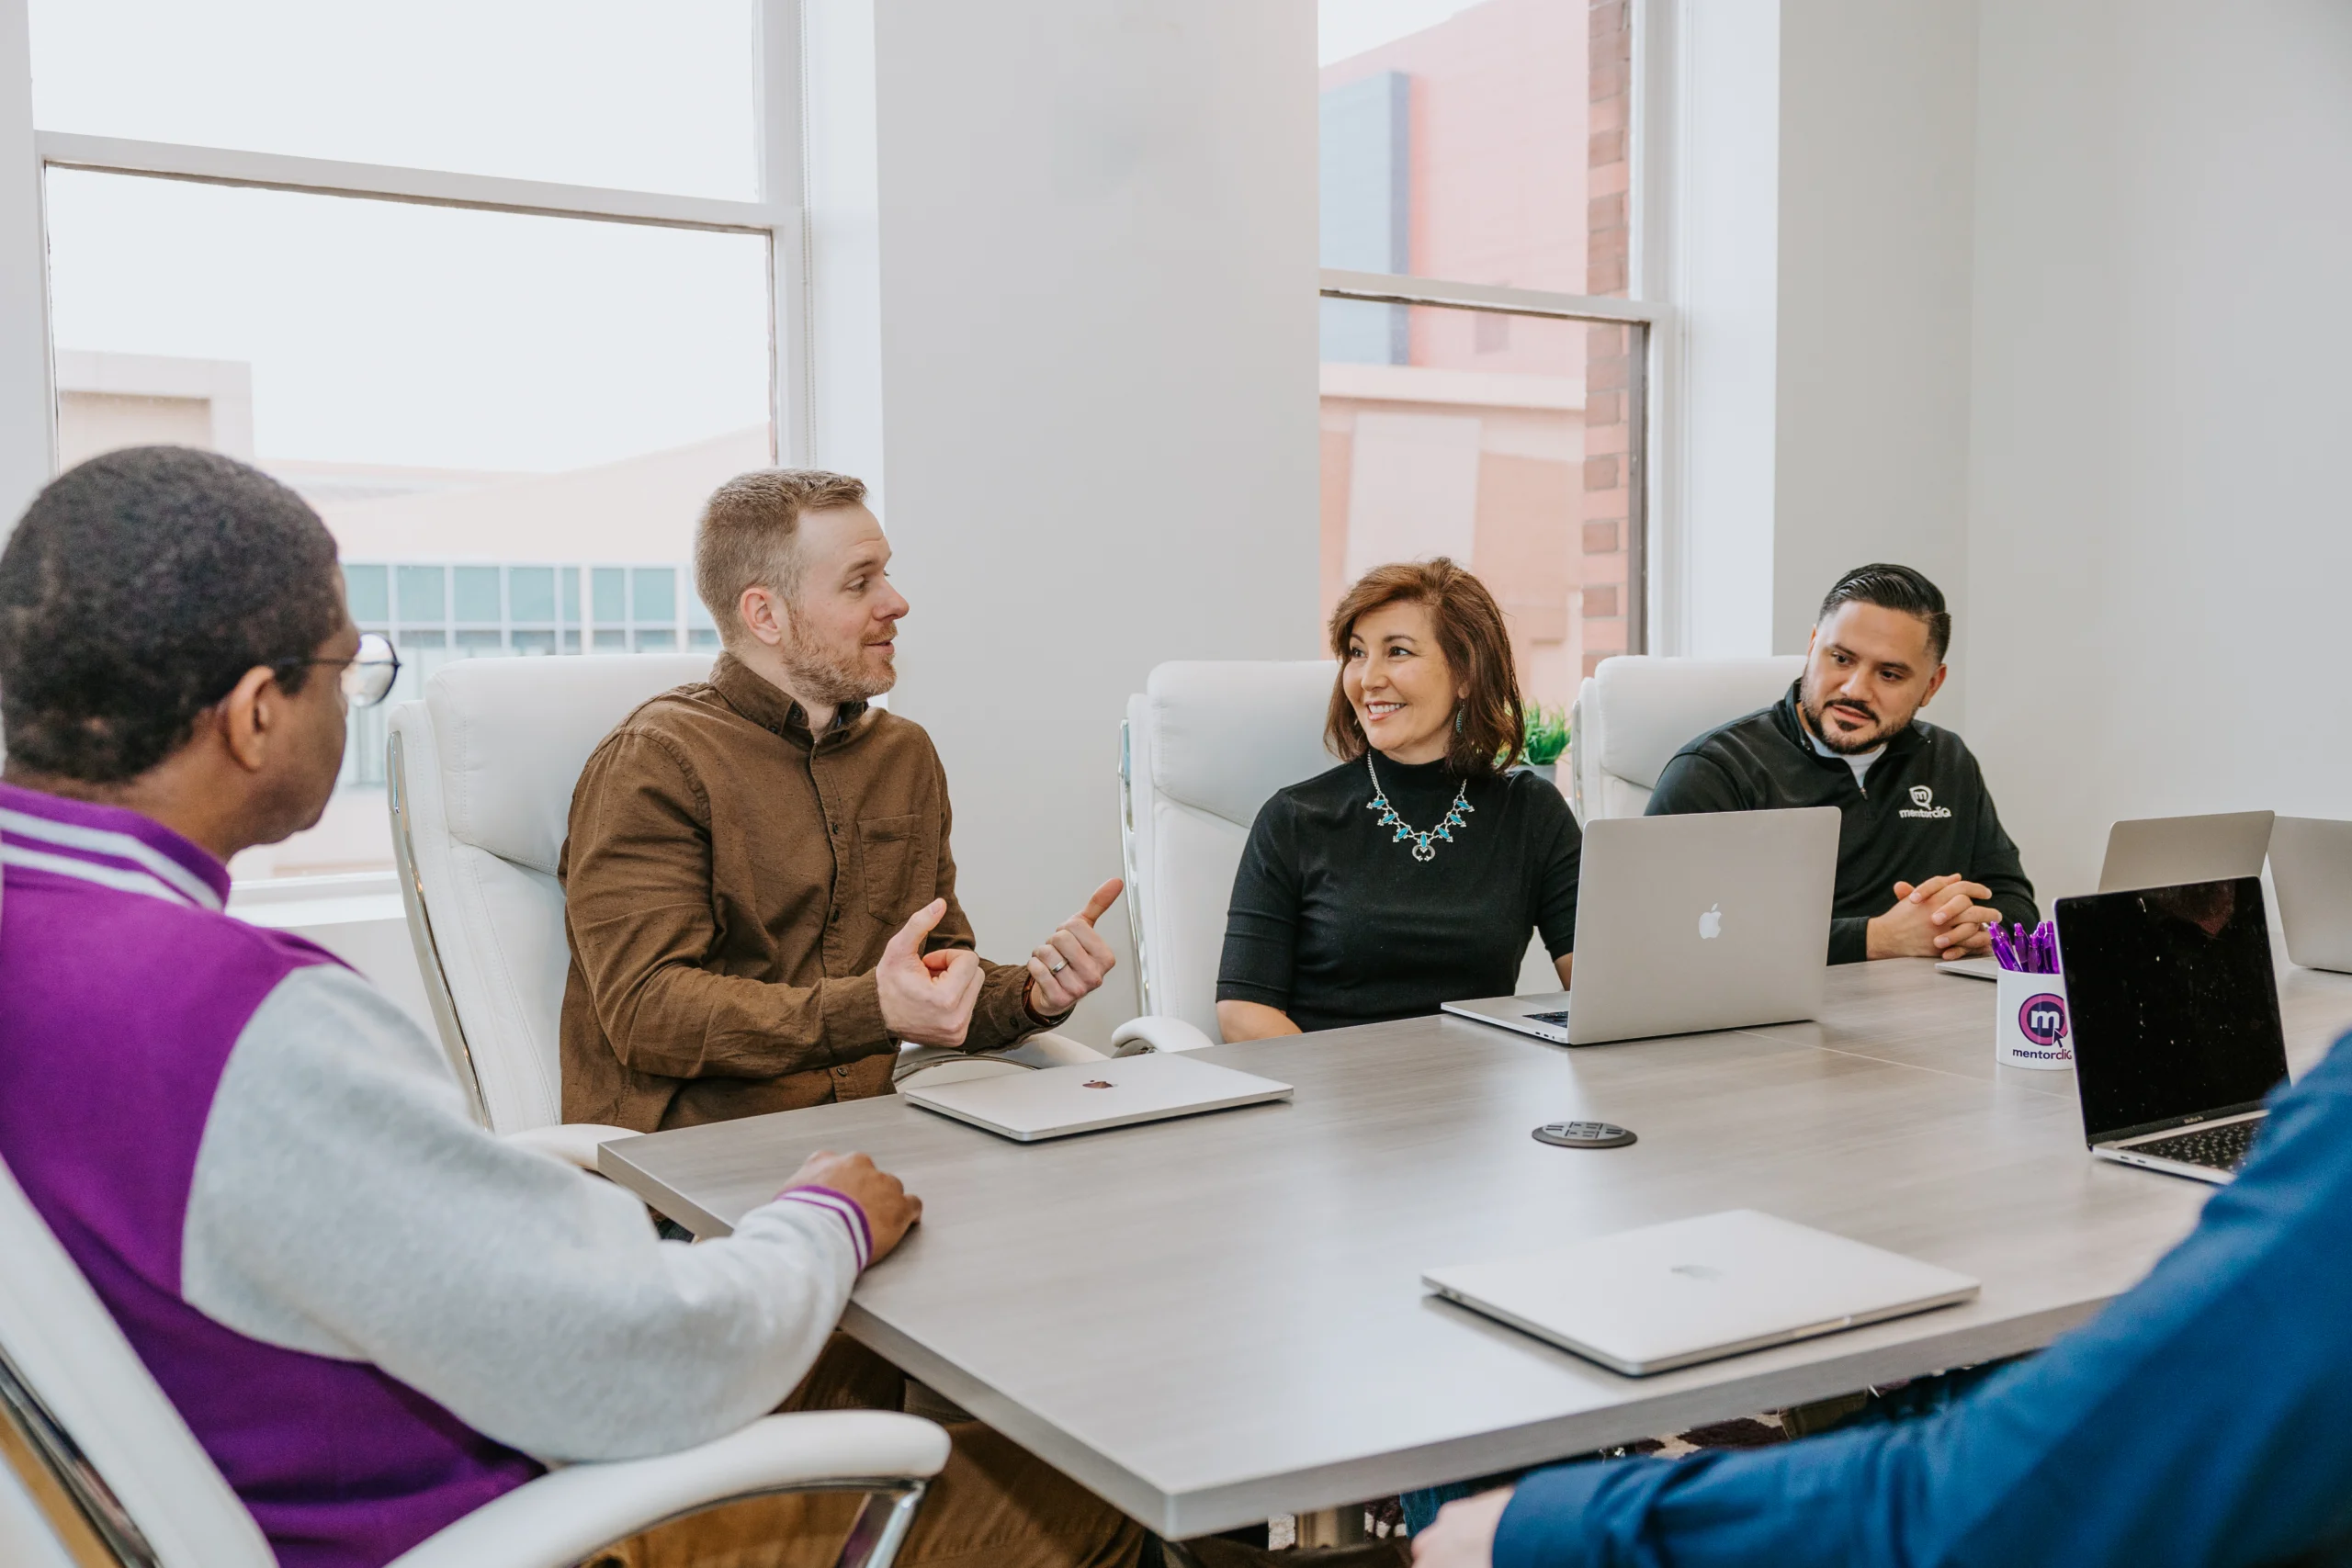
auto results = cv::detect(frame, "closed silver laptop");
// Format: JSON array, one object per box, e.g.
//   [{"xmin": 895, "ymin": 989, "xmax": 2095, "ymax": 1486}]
[
  {"xmin": 2098, "ymin": 810, "xmax": 2275, "ymax": 894},
  {"xmin": 2268, "ymin": 816, "xmax": 2352, "ymax": 973},
  {"xmin": 899, "ymin": 1052, "xmax": 1291, "ymax": 1143},
  {"xmin": 1424, "ymin": 1210, "xmax": 1979, "ymax": 1376},
  {"xmin": 1442, "ymin": 807, "xmax": 1838, "ymax": 1046}
]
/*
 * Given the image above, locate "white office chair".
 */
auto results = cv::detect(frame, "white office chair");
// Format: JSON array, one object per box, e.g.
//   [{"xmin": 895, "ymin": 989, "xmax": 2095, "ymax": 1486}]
[
  {"xmin": 1567, "ymin": 656, "xmax": 1804, "ymax": 822},
  {"xmin": 1118, "ymin": 661, "xmax": 1343, "ymax": 1038},
  {"xmin": 387, "ymin": 655, "xmax": 1113, "ymax": 1161},
  {"xmin": 0, "ymin": 1152, "xmax": 948, "ymax": 1568}
]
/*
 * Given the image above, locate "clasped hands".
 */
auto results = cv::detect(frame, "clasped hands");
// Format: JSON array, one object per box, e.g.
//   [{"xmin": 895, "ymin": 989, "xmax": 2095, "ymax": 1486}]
[
  {"xmin": 1867, "ymin": 871, "xmax": 2003, "ymax": 959},
  {"xmin": 875, "ymin": 879, "xmax": 1124, "ymax": 1047}
]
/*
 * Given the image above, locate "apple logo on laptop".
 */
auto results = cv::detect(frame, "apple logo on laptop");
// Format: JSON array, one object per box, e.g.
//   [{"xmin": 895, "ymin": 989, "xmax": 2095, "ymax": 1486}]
[
  {"xmin": 1670, "ymin": 1263, "xmax": 1724, "ymax": 1281},
  {"xmin": 1698, "ymin": 904, "xmax": 1723, "ymax": 941}
]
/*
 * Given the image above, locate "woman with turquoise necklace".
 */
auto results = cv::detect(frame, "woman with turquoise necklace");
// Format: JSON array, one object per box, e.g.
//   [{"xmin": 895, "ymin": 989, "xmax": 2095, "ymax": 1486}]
[{"xmin": 1216, "ymin": 558, "xmax": 1581, "ymax": 1041}]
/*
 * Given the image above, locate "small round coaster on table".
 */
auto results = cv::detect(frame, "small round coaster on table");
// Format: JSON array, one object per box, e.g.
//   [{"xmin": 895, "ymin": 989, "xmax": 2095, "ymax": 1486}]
[{"xmin": 1532, "ymin": 1121, "xmax": 1637, "ymax": 1150}]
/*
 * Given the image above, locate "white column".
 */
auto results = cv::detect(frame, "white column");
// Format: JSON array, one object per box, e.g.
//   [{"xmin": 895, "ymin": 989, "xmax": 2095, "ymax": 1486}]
[
  {"xmin": 1770, "ymin": 0, "xmax": 1980, "ymax": 724},
  {"xmin": 801, "ymin": 0, "xmax": 887, "ymax": 503},
  {"xmin": 758, "ymin": 0, "xmax": 813, "ymax": 466},
  {"xmin": 0, "ymin": 0, "xmax": 51, "ymax": 533},
  {"xmin": 817, "ymin": 0, "xmax": 1319, "ymax": 1040},
  {"xmin": 1662, "ymin": 0, "xmax": 1979, "ymax": 715},
  {"xmin": 1666, "ymin": 0, "xmax": 1782, "ymax": 659}
]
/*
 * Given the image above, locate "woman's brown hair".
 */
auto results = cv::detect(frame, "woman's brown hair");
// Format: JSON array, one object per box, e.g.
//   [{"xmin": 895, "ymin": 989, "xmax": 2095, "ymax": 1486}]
[{"xmin": 1324, "ymin": 558, "xmax": 1526, "ymax": 775}]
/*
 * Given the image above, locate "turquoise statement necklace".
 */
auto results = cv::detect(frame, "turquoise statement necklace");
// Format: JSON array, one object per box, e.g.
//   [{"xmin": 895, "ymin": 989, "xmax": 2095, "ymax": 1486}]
[{"xmin": 1364, "ymin": 753, "xmax": 1473, "ymax": 863}]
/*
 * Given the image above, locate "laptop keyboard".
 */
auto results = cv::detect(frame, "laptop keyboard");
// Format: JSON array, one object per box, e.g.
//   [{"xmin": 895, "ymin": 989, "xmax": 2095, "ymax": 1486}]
[
  {"xmin": 2131, "ymin": 1121, "xmax": 2262, "ymax": 1173},
  {"xmin": 1526, "ymin": 1010, "xmax": 1574, "ymax": 1027}
]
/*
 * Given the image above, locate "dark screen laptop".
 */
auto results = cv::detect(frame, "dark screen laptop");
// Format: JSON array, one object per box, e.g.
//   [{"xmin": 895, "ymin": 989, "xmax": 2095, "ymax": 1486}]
[{"xmin": 2054, "ymin": 876, "xmax": 2290, "ymax": 1185}]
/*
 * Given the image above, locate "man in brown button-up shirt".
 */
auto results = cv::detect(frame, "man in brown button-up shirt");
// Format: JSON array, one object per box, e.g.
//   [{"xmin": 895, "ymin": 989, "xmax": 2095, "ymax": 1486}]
[{"xmin": 560, "ymin": 469, "xmax": 1121, "ymax": 1134}]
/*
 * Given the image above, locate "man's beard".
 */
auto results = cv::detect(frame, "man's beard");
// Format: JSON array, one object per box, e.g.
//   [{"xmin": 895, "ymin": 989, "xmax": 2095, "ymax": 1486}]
[
  {"xmin": 1800, "ymin": 682, "xmax": 1916, "ymax": 754},
  {"xmin": 780, "ymin": 621, "xmax": 896, "ymax": 706}
]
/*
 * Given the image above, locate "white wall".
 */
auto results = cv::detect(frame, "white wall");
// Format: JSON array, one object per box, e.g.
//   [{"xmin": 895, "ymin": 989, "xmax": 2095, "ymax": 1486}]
[
  {"xmin": 1681, "ymin": 0, "xmax": 2352, "ymax": 906},
  {"xmin": 1963, "ymin": 0, "xmax": 2352, "ymax": 899},
  {"xmin": 819, "ymin": 0, "xmax": 1321, "ymax": 1041}
]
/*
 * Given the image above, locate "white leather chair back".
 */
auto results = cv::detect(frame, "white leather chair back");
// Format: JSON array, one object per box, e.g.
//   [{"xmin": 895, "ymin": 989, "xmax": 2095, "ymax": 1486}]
[
  {"xmin": 388, "ymin": 654, "xmax": 714, "ymax": 1134},
  {"xmin": 1121, "ymin": 661, "xmax": 1339, "ymax": 1036},
  {"xmin": 0, "ymin": 1155, "xmax": 277, "ymax": 1567},
  {"xmin": 1568, "ymin": 655, "xmax": 1804, "ymax": 821},
  {"xmin": 0, "ymin": 1467, "xmax": 73, "ymax": 1568}
]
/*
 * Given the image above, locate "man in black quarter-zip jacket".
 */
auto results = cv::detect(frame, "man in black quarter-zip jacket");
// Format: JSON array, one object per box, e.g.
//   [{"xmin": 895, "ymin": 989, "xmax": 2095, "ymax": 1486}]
[{"xmin": 1646, "ymin": 563, "xmax": 2038, "ymax": 965}]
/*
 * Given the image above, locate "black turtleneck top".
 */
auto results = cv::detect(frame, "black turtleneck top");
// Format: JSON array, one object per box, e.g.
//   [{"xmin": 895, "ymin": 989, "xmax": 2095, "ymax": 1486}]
[{"xmin": 1216, "ymin": 754, "xmax": 1582, "ymax": 1034}]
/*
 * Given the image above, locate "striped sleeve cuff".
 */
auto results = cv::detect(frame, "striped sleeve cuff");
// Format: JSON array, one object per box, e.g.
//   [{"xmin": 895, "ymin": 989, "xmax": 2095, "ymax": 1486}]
[{"xmin": 776, "ymin": 1185, "xmax": 874, "ymax": 1271}]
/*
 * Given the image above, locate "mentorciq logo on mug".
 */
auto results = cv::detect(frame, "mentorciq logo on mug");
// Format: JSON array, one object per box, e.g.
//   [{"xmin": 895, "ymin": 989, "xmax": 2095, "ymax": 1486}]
[{"xmin": 2018, "ymin": 993, "xmax": 2069, "ymax": 1049}]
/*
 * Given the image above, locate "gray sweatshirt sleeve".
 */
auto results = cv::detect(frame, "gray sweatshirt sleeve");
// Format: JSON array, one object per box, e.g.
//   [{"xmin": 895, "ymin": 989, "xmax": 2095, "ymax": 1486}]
[{"xmin": 181, "ymin": 964, "xmax": 863, "ymax": 1463}]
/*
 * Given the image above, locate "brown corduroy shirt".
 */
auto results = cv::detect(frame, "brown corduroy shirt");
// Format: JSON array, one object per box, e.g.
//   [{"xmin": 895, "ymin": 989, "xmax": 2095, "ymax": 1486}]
[{"xmin": 558, "ymin": 653, "xmax": 1049, "ymax": 1133}]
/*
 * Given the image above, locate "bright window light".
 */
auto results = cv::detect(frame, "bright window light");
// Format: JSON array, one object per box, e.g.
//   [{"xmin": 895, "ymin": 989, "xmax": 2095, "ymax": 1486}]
[{"xmin": 28, "ymin": 0, "xmax": 760, "ymax": 198}]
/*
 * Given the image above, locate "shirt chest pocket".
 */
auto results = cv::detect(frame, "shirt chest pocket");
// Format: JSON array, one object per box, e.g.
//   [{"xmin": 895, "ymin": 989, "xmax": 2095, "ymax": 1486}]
[{"xmin": 857, "ymin": 814, "xmax": 935, "ymax": 925}]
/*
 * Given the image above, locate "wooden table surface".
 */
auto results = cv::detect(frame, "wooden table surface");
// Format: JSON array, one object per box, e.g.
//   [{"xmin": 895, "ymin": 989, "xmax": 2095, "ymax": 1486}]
[{"xmin": 598, "ymin": 959, "xmax": 2352, "ymax": 1538}]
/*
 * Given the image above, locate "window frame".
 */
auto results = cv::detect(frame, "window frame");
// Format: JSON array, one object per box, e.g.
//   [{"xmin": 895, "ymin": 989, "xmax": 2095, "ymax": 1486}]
[
  {"xmin": 1317, "ymin": 268, "xmax": 1665, "ymax": 664},
  {"xmin": 0, "ymin": 0, "xmax": 811, "ymax": 488}
]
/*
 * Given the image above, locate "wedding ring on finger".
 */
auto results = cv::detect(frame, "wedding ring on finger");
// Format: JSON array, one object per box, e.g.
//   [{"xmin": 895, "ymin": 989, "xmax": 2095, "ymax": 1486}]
[{"xmin": 1047, "ymin": 955, "xmax": 1069, "ymax": 975}]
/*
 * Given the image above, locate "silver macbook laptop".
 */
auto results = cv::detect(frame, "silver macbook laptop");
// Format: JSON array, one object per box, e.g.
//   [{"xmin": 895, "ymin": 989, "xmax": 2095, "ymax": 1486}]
[
  {"xmin": 1935, "ymin": 955, "xmax": 2001, "ymax": 980},
  {"xmin": 2098, "ymin": 810, "xmax": 2274, "ymax": 894},
  {"xmin": 2269, "ymin": 817, "xmax": 2352, "ymax": 973},
  {"xmin": 2055, "ymin": 876, "xmax": 2289, "ymax": 1185},
  {"xmin": 899, "ymin": 1052, "xmax": 1291, "ymax": 1143},
  {"xmin": 1424, "ymin": 1210, "xmax": 1979, "ymax": 1376},
  {"xmin": 1442, "ymin": 807, "xmax": 1838, "ymax": 1046}
]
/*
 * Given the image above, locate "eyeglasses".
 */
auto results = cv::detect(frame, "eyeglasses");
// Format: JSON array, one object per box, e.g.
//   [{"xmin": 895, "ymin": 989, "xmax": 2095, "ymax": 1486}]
[{"xmin": 277, "ymin": 632, "xmax": 402, "ymax": 708}]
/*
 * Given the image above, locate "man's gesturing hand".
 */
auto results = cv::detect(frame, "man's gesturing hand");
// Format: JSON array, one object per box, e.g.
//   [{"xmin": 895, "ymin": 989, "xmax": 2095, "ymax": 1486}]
[
  {"xmin": 1868, "ymin": 873, "xmax": 2003, "ymax": 959},
  {"xmin": 781, "ymin": 1150, "xmax": 922, "ymax": 1264},
  {"xmin": 1411, "ymin": 1487, "xmax": 1514, "ymax": 1568},
  {"xmin": 1026, "ymin": 878, "xmax": 1124, "ymax": 1020},
  {"xmin": 877, "ymin": 897, "xmax": 983, "ymax": 1046}
]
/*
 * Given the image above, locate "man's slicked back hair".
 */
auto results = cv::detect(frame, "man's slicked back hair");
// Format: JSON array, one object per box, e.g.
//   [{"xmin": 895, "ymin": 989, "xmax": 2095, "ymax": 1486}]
[
  {"xmin": 0, "ymin": 446, "xmax": 344, "ymax": 784},
  {"xmin": 694, "ymin": 468, "xmax": 868, "ymax": 646},
  {"xmin": 1817, "ymin": 562, "xmax": 1951, "ymax": 663}
]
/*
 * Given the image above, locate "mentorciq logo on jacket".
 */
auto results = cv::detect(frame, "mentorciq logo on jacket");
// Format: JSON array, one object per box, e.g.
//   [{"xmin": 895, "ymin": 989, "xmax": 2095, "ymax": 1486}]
[{"xmin": 1900, "ymin": 784, "xmax": 1953, "ymax": 820}]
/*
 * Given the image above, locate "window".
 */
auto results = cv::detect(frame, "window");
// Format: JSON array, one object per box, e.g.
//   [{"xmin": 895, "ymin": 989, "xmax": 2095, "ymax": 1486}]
[
  {"xmin": 338, "ymin": 560, "xmax": 712, "ymax": 798},
  {"xmin": 22, "ymin": 2, "xmax": 799, "ymax": 880},
  {"xmin": 1318, "ymin": 0, "xmax": 1650, "ymax": 717},
  {"xmin": 27, "ymin": 0, "xmax": 761, "ymax": 197}
]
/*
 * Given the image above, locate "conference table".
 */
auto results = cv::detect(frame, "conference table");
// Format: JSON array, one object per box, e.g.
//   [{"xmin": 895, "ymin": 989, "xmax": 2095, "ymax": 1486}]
[{"xmin": 597, "ymin": 959, "xmax": 2352, "ymax": 1540}]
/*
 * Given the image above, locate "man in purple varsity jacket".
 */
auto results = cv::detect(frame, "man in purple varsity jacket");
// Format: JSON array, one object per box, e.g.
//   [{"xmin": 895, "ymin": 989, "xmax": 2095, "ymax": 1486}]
[{"xmin": 0, "ymin": 448, "xmax": 1153, "ymax": 1568}]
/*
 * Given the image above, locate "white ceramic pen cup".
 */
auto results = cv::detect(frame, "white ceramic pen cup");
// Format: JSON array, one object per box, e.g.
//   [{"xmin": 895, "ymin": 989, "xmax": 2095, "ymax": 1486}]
[{"xmin": 1994, "ymin": 969, "xmax": 2073, "ymax": 1070}]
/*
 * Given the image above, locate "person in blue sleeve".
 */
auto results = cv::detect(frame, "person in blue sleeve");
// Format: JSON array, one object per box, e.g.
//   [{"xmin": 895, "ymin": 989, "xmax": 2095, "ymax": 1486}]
[{"xmin": 1410, "ymin": 1032, "xmax": 2352, "ymax": 1568}]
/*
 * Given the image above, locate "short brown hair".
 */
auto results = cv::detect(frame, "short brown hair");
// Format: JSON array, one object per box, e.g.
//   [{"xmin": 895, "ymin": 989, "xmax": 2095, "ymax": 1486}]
[
  {"xmin": 694, "ymin": 468, "xmax": 868, "ymax": 645},
  {"xmin": 1325, "ymin": 558, "xmax": 1526, "ymax": 775}
]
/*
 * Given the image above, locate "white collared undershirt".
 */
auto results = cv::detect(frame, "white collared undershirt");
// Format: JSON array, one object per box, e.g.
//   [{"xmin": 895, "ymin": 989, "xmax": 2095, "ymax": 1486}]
[{"xmin": 1809, "ymin": 726, "xmax": 1885, "ymax": 790}]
